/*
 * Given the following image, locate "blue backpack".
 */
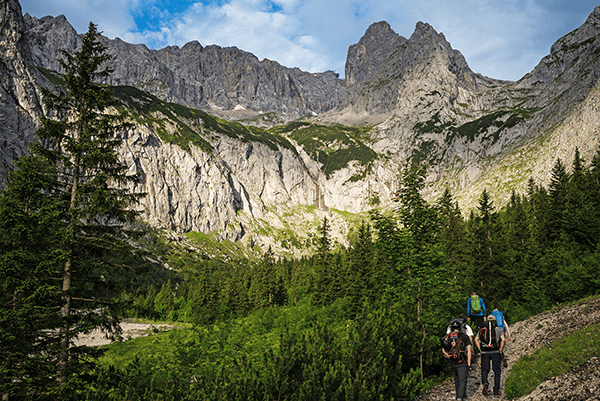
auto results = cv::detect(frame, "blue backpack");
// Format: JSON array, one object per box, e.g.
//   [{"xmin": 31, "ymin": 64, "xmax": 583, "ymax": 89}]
[{"xmin": 492, "ymin": 310, "xmax": 505, "ymax": 330}]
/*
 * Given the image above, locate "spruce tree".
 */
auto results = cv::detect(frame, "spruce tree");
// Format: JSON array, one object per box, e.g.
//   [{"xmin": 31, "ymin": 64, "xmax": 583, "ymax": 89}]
[
  {"xmin": 0, "ymin": 22, "xmax": 142, "ymax": 396},
  {"xmin": 436, "ymin": 188, "xmax": 467, "ymax": 275},
  {"xmin": 566, "ymin": 148, "xmax": 599, "ymax": 249},
  {"xmin": 548, "ymin": 158, "xmax": 569, "ymax": 243},
  {"xmin": 314, "ymin": 217, "xmax": 333, "ymax": 304},
  {"xmin": 383, "ymin": 166, "xmax": 456, "ymax": 380}
]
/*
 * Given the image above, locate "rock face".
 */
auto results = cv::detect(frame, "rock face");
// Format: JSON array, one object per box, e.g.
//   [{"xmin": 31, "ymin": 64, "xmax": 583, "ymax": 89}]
[
  {"xmin": 3, "ymin": 0, "xmax": 600, "ymax": 254},
  {"xmin": 22, "ymin": 13, "xmax": 346, "ymax": 117},
  {"xmin": 0, "ymin": 0, "xmax": 43, "ymax": 181},
  {"xmin": 344, "ymin": 21, "xmax": 407, "ymax": 86}
]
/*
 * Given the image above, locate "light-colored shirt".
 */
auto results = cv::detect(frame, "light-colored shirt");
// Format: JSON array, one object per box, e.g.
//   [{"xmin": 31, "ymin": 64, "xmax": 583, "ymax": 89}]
[{"xmin": 446, "ymin": 324, "xmax": 473, "ymax": 337}]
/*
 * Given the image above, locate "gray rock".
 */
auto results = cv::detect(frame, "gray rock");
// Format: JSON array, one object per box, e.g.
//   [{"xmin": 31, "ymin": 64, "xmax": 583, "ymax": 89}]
[
  {"xmin": 3, "ymin": 0, "xmax": 600, "ymax": 254},
  {"xmin": 22, "ymin": 14, "xmax": 346, "ymax": 117}
]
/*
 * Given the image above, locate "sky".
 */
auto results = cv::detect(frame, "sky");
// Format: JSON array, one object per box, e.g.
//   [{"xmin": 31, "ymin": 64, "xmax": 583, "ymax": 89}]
[{"xmin": 19, "ymin": 0, "xmax": 600, "ymax": 81}]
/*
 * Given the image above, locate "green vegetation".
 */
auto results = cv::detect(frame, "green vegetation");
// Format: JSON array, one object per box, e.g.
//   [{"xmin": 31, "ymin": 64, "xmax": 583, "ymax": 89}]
[
  {"xmin": 273, "ymin": 122, "xmax": 378, "ymax": 178},
  {"xmin": 413, "ymin": 106, "xmax": 540, "ymax": 150},
  {"xmin": 1, "ymin": 23, "xmax": 145, "ymax": 397},
  {"xmin": 37, "ymin": 66, "xmax": 66, "ymax": 86},
  {"xmin": 411, "ymin": 139, "xmax": 439, "ymax": 168},
  {"xmin": 413, "ymin": 111, "xmax": 455, "ymax": 135},
  {"xmin": 113, "ymin": 85, "xmax": 295, "ymax": 154},
  {"xmin": 504, "ymin": 320, "xmax": 600, "ymax": 398}
]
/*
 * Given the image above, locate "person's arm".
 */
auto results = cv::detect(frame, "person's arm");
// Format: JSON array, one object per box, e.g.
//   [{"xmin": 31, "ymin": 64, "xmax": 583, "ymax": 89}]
[
  {"xmin": 505, "ymin": 321, "xmax": 511, "ymax": 340},
  {"xmin": 467, "ymin": 298, "xmax": 471, "ymax": 316},
  {"xmin": 499, "ymin": 333, "xmax": 505, "ymax": 354},
  {"xmin": 467, "ymin": 344, "xmax": 472, "ymax": 366}
]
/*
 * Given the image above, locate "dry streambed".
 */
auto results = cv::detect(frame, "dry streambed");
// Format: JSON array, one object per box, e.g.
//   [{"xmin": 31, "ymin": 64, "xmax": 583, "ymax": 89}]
[{"xmin": 74, "ymin": 319, "xmax": 175, "ymax": 347}]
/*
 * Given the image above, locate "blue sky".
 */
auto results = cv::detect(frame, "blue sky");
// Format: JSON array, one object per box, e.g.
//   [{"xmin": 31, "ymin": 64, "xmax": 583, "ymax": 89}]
[{"xmin": 19, "ymin": 0, "xmax": 600, "ymax": 81}]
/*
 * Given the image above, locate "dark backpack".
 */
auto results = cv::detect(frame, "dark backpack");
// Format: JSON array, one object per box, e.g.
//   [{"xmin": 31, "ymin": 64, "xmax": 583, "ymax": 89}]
[
  {"xmin": 478, "ymin": 321, "xmax": 500, "ymax": 351},
  {"xmin": 448, "ymin": 318, "xmax": 468, "ymax": 335},
  {"xmin": 442, "ymin": 330, "xmax": 467, "ymax": 361}
]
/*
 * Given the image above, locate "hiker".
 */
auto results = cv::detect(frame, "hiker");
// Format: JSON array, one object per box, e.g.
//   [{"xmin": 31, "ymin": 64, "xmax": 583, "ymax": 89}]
[
  {"xmin": 441, "ymin": 319, "xmax": 472, "ymax": 401},
  {"xmin": 446, "ymin": 313, "xmax": 474, "ymax": 345},
  {"xmin": 467, "ymin": 291, "xmax": 486, "ymax": 326},
  {"xmin": 492, "ymin": 308, "xmax": 511, "ymax": 367},
  {"xmin": 492, "ymin": 308, "xmax": 511, "ymax": 341},
  {"xmin": 475, "ymin": 314, "xmax": 505, "ymax": 396}
]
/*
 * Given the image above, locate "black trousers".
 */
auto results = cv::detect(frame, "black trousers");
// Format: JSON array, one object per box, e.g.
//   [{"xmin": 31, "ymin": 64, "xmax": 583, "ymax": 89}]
[
  {"xmin": 480, "ymin": 352, "xmax": 502, "ymax": 394},
  {"xmin": 469, "ymin": 313, "xmax": 485, "ymax": 326},
  {"xmin": 450, "ymin": 362, "xmax": 469, "ymax": 400}
]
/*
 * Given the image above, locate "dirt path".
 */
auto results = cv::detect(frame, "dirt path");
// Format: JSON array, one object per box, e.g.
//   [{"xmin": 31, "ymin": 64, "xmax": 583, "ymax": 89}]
[{"xmin": 416, "ymin": 297, "xmax": 600, "ymax": 401}]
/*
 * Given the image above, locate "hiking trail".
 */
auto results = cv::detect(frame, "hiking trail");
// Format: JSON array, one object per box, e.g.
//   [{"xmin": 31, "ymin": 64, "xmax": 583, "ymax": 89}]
[{"xmin": 416, "ymin": 297, "xmax": 600, "ymax": 401}]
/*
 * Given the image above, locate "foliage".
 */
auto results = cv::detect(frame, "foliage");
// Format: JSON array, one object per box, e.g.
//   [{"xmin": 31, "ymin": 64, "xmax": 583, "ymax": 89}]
[
  {"xmin": 0, "ymin": 22, "xmax": 144, "ymax": 398},
  {"xmin": 504, "ymin": 321, "xmax": 600, "ymax": 398},
  {"xmin": 93, "ymin": 299, "xmax": 429, "ymax": 400},
  {"xmin": 279, "ymin": 122, "xmax": 378, "ymax": 177}
]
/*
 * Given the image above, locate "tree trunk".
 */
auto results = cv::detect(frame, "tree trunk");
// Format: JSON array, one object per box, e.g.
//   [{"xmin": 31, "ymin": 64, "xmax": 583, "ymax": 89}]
[
  {"xmin": 58, "ymin": 161, "xmax": 79, "ymax": 383},
  {"xmin": 57, "ymin": 258, "xmax": 72, "ymax": 383}
]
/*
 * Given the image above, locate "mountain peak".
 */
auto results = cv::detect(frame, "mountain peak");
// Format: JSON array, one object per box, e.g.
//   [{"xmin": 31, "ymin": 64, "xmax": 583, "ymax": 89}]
[
  {"xmin": 345, "ymin": 21, "xmax": 406, "ymax": 85},
  {"xmin": 364, "ymin": 21, "xmax": 393, "ymax": 34},
  {"xmin": 409, "ymin": 21, "xmax": 448, "ymax": 48}
]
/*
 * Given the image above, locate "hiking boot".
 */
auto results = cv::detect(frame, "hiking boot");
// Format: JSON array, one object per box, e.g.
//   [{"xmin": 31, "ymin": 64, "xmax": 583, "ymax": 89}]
[
  {"xmin": 482, "ymin": 384, "xmax": 489, "ymax": 396},
  {"xmin": 494, "ymin": 390, "xmax": 502, "ymax": 396}
]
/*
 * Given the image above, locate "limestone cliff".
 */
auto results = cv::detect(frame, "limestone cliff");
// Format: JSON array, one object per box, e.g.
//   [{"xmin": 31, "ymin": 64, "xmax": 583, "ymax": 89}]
[
  {"xmin": 0, "ymin": 0, "xmax": 43, "ymax": 181},
  {"xmin": 3, "ymin": 0, "xmax": 600, "ymax": 255}
]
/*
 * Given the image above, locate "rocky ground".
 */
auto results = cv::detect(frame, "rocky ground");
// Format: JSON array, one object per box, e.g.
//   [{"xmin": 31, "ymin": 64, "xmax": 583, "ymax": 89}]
[
  {"xmin": 73, "ymin": 319, "xmax": 175, "ymax": 347},
  {"xmin": 416, "ymin": 297, "xmax": 600, "ymax": 401}
]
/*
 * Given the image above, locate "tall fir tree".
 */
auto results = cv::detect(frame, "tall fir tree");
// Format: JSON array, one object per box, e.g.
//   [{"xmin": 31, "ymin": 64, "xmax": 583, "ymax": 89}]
[
  {"xmin": 0, "ymin": 22, "xmax": 143, "ymax": 397},
  {"xmin": 436, "ymin": 187, "xmax": 467, "ymax": 283},
  {"xmin": 377, "ymin": 166, "xmax": 456, "ymax": 380},
  {"xmin": 566, "ymin": 148, "xmax": 600, "ymax": 249},
  {"xmin": 314, "ymin": 217, "xmax": 333, "ymax": 305},
  {"xmin": 548, "ymin": 158, "xmax": 570, "ymax": 243}
]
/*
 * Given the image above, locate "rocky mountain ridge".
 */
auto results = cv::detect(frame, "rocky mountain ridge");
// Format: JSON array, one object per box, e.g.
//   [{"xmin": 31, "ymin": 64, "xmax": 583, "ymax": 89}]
[
  {"xmin": 2, "ymin": 0, "xmax": 600, "ymax": 256},
  {"xmin": 22, "ymin": 12, "xmax": 346, "ymax": 120}
]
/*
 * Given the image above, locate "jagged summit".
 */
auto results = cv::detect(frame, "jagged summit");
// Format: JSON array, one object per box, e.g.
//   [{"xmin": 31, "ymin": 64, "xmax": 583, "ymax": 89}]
[
  {"xmin": 337, "ymin": 19, "xmax": 481, "ymax": 115},
  {"xmin": 3, "ymin": 0, "xmax": 600, "ymax": 253},
  {"xmin": 345, "ymin": 21, "xmax": 406, "ymax": 85}
]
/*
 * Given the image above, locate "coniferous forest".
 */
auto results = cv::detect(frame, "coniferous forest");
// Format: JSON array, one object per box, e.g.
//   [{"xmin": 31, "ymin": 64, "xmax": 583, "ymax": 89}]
[{"xmin": 2, "ymin": 24, "xmax": 600, "ymax": 401}]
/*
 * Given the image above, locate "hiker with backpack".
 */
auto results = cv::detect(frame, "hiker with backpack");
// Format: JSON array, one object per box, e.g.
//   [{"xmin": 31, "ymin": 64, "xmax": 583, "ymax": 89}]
[
  {"xmin": 445, "ymin": 313, "xmax": 474, "ymax": 344},
  {"xmin": 492, "ymin": 308, "xmax": 511, "ymax": 341},
  {"xmin": 474, "ymin": 314, "xmax": 505, "ymax": 396},
  {"xmin": 441, "ymin": 318, "xmax": 472, "ymax": 401},
  {"xmin": 467, "ymin": 291, "xmax": 486, "ymax": 326},
  {"xmin": 492, "ymin": 308, "xmax": 511, "ymax": 367}
]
